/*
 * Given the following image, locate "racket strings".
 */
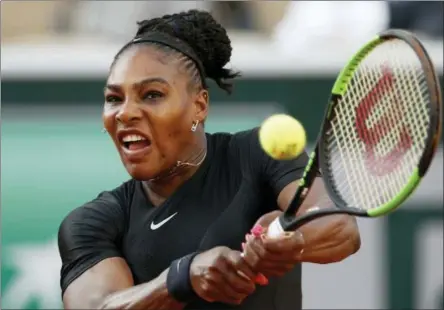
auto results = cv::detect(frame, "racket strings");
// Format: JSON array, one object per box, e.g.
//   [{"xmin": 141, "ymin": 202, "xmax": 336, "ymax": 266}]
[{"xmin": 325, "ymin": 39, "xmax": 430, "ymax": 210}]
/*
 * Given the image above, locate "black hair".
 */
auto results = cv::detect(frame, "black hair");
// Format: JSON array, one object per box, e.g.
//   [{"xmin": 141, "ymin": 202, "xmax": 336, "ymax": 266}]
[{"xmin": 116, "ymin": 10, "xmax": 240, "ymax": 94}]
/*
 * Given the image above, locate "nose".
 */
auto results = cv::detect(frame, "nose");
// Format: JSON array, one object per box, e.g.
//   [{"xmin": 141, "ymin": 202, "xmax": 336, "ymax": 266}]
[{"xmin": 116, "ymin": 101, "xmax": 143, "ymax": 125}]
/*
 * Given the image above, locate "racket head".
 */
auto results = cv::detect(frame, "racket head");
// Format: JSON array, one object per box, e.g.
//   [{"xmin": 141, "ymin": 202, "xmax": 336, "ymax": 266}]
[{"xmin": 318, "ymin": 29, "xmax": 442, "ymax": 217}]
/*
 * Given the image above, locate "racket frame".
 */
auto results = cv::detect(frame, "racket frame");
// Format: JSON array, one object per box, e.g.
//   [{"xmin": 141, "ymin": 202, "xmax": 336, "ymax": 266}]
[{"xmin": 276, "ymin": 29, "xmax": 442, "ymax": 233}]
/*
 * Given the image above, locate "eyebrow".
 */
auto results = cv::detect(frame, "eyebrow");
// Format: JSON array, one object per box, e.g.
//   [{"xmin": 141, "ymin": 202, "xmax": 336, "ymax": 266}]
[{"xmin": 104, "ymin": 77, "xmax": 169, "ymax": 92}]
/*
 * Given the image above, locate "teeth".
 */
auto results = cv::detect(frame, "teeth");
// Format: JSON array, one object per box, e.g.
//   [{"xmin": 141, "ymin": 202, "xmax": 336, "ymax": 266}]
[{"xmin": 122, "ymin": 134, "xmax": 146, "ymax": 143}]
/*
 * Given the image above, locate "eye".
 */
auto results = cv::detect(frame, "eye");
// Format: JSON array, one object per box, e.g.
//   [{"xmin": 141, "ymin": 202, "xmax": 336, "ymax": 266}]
[
  {"xmin": 143, "ymin": 91, "xmax": 164, "ymax": 101},
  {"xmin": 105, "ymin": 95, "xmax": 122, "ymax": 104}
]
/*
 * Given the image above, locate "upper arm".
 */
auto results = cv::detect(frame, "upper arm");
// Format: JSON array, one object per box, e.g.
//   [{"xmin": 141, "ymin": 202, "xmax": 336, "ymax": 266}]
[{"xmin": 58, "ymin": 192, "xmax": 134, "ymax": 308}]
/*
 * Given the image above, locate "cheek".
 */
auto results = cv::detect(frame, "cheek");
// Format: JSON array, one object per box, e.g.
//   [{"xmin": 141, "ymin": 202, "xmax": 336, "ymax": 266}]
[
  {"xmin": 102, "ymin": 104, "xmax": 116, "ymax": 127},
  {"xmin": 102, "ymin": 105, "xmax": 120, "ymax": 145},
  {"xmin": 155, "ymin": 94, "xmax": 193, "ymax": 128},
  {"xmin": 150, "ymin": 102, "xmax": 194, "ymax": 150}
]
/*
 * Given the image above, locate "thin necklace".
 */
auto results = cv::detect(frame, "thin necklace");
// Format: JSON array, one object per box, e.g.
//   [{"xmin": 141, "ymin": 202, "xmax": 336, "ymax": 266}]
[
  {"xmin": 175, "ymin": 149, "xmax": 207, "ymax": 168},
  {"xmin": 149, "ymin": 149, "xmax": 207, "ymax": 181}
]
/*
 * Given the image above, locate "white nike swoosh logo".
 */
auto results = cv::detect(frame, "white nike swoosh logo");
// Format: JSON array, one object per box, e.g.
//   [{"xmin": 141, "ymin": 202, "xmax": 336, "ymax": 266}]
[{"xmin": 150, "ymin": 212, "xmax": 178, "ymax": 230}]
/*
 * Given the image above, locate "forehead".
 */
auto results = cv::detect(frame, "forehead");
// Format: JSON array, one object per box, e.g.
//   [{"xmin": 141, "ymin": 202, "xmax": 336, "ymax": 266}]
[{"xmin": 108, "ymin": 45, "xmax": 182, "ymax": 86}]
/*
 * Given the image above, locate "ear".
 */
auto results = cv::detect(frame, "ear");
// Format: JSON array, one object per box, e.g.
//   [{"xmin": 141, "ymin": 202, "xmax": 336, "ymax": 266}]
[{"xmin": 193, "ymin": 89, "xmax": 209, "ymax": 123}]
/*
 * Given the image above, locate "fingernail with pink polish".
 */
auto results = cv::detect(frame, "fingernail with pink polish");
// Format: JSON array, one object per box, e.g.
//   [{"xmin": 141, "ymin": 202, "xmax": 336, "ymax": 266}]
[{"xmin": 251, "ymin": 224, "xmax": 263, "ymax": 237}]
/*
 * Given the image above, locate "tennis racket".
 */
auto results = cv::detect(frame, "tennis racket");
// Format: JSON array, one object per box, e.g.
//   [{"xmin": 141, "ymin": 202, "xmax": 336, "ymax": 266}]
[{"xmin": 267, "ymin": 29, "xmax": 442, "ymax": 238}]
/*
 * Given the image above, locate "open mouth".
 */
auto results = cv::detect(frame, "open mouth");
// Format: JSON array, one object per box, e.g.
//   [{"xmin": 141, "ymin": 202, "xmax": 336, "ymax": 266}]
[{"xmin": 121, "ymin": 134, "xmax": 152, "ymax": 151}]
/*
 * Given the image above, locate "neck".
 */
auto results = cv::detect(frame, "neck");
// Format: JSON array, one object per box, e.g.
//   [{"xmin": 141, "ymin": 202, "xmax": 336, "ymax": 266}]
[{"xmin": 142, "ymin": 132, "xmax": 207, "ymax": 205}]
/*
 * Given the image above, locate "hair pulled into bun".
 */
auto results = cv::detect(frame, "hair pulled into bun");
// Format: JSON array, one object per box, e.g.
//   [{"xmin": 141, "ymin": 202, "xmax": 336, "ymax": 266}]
[{"xmin": 135, "ymin": 10, "xmax": 240, "ymax": 94}]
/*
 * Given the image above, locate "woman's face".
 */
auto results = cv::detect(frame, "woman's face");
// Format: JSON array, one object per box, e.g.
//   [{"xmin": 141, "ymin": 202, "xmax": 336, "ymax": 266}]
[{"xmin": 103, "ymin": 45, "xmax": 208, "ymax": 180}]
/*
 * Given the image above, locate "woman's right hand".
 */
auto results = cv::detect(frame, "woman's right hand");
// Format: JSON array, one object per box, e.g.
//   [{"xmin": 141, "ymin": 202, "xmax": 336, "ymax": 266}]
[{"xmin": 190, "ymin": 246, "xmax": 259, "ymax": 305}]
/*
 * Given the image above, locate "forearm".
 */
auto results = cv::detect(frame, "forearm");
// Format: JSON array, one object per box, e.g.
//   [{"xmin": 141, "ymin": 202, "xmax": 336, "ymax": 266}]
[
  {"xmin": 298, "ymin": 215, "xmax": 361, "ymax": 264},
  {"xmin": 99, "ymin": 269, "xmax": 184, "ymax": 310}
]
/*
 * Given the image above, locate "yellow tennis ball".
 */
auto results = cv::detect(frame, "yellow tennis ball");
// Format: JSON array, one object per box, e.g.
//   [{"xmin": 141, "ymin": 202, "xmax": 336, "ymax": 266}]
[{"xmin": 259, "ymin": 114, "xmax": 307, "ymax": 160}]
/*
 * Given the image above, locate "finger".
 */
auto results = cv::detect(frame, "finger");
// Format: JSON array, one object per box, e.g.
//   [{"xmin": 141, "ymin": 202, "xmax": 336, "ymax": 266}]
[
  {"xmin": 229, "ymin": 252, "xmax": 260, "ymax": 289},
  {"xmin": 223, "ymin": 270, "xmax": 256, "ymax": 296},
  {"xmin": 213, "ymin": 255, "xmax": 255, "ymax": 297},
  {"xmin": 197, "ymin": 279, "xmax": 222, "ymax": 303},
  {"xmin": 237, "ymin": 249, "xmax": 258, "ymax": 281},
  {"xmin": 224, "ymin": 252, "xmax": 257, "ymax": 294},
  {"xmin": 245, "ymin": 238, "xmax": 297, "ymax": 277},
  {"xmin": 206, "ymin": 273, "xmax": 246, "ymax": 304},
  {"xmin": 246, "ymin": 235, "xmax": 291, "ymax": 263},
  {"xmin": 242, "ymin": 239, "xmax": 261, "ymax": 270}
]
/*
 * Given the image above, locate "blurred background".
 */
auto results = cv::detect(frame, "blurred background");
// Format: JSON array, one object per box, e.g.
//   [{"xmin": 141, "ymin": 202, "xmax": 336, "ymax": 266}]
[{"xmin": 1, "ymin": 1, "xmax": 443, "ymax": 309}]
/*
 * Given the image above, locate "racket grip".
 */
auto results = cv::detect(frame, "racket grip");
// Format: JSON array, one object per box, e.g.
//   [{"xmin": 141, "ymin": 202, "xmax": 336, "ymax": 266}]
[{"xmin": 267, "ymin": 217, "xmax": 285, "ymax": 238}]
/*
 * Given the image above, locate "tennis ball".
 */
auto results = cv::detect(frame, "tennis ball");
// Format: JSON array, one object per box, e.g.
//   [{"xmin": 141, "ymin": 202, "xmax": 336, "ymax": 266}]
[{"xmin": 259, "ymin": 114, "xmax": 306, "ymax": 160}]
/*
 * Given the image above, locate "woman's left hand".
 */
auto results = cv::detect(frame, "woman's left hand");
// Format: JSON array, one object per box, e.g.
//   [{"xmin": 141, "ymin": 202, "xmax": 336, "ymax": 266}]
[{"xmin": 241, "ymin": 211, "xmax": 305, "ymax": 278}]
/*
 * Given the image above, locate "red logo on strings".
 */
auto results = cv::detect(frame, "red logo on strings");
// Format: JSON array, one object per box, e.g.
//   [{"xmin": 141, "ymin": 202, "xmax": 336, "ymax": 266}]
[{"xmin": 355, "ymin": 65, "xmax": 412, "ymax": 176}]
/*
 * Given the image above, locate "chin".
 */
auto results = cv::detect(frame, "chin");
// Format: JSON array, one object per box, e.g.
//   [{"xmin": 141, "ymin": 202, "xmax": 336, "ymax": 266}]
[{"xmin": 124, "ymin": 162, "xmax": 160, "ymax": 181}]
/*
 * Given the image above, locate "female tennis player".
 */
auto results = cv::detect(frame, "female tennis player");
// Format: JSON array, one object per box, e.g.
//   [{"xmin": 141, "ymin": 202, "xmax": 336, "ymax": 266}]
[{"xmin": 58, "ymin": 10, "xmax": 361, "ymax": 310}]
